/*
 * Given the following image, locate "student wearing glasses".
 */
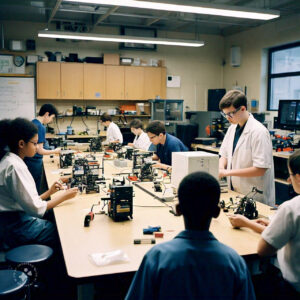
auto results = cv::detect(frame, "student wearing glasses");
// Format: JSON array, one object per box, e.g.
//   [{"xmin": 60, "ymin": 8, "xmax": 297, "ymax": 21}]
[
  {"xmin": 0, "ymin": 118, "xmax": 78, "ymax": 250},
  {"xmin": 24, "ymin": 104, "xmax": 61, "ymax": 193},
  {"xmin": 218, "ymin": 90, "xmax": 275, "ymax": 206},
  {"xmin": 145, "ymin": 121, "xmax": 188, "ymax": 171}
]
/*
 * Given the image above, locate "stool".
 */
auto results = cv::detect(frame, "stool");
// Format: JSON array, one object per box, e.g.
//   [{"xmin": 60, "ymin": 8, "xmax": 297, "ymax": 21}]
[
  {"xmin": 0, "ymin": 269, "xmax": 28, "ymax": 299},
  {"xmin": 5, "ymin": 245, "xmax": 53, "ymax": 300}
]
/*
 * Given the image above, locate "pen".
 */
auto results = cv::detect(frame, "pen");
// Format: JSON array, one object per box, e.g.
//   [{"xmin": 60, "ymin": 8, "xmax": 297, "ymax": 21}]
[{"xmin": 134, "ymin": 239, "xmax": 156, "ymax": 245}]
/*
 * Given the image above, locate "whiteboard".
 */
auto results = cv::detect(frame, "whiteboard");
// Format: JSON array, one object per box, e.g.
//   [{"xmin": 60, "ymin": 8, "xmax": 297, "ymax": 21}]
[{"xmin": 0, "ymin": 77, "xmax": 35, "ymax": 120}]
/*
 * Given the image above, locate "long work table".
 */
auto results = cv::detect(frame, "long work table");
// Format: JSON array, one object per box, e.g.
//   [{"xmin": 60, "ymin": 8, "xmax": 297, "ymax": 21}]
[{"xmin": 44, "ymin": 154, "xmax": 275, "ymax": 283}]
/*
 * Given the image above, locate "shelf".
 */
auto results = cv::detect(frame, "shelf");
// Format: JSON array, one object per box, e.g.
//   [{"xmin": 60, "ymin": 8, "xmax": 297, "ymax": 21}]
[{"xmin": 113, "ymin": 114, "xmax": 151, "ymax": 117}]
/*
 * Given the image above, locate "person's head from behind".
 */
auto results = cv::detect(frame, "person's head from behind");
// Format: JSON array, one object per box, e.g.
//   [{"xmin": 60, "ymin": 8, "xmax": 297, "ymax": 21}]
[
  {"xmin": 100, "ymin": 113, "xmax": 112, "ymax": 127},
  {"xmin": 219, "ymin": 90, "xmax": 248, "ymax": 125},
  {"xmin": 288, "ymin": 150, "xmax": 300, "ymax": 194},
  {"xmin": 177, "ymin": 172, "xmax": 221, "ymax": 230},
  {"xmin": 0, "ymin": 118, "xmax": 38, "ymax": 160},
  {"xmin": 130, "ymin": 119, "xmax": 143, "ymax": 136},
  {"xmin": 145, "ymin": 121, "xmax": 166, "ymax": 145},
  {"xmin": 39, "ymin": 104, "xmax": 58, "ymax": 124}
]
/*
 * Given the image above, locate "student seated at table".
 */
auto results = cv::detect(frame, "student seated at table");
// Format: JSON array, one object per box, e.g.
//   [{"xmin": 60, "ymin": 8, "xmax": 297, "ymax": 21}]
[
  {"xmin": 125, "ymin": 171, "xmax": 255, "ymax": 300},
  {"xmin": 100, "ymin": 113, "xmax": 123, "ymax": 145},
  {"xmin": 228, "ymin": 149, "xmax": 300, "ymax": 299},
  {"xmin": 128, "ymin": 119, "xmax": 151, "ymax": 151},
  {"xmin": 0, "ymin": 118, "xmax": 78, "ymax": 250},
  {"xmin": 145, "ymin": 120, "xmax": 188, "ymax": 171}
]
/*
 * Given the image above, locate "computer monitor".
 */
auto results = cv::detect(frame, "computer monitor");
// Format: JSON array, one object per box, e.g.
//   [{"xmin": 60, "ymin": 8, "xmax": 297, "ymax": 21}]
[
  {"xmin": 278, "ymin": 100, "xmax": 300, "ymax": 130},
  {"xmin": 207, "ymin": 89, "xmax": 226, "ymax": 111}
]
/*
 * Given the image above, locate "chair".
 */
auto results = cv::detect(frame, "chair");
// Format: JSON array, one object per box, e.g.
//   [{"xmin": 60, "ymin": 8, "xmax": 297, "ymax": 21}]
[{"xmin": 0, "ymin": 269, "xmax": 28, "ymax": 299}]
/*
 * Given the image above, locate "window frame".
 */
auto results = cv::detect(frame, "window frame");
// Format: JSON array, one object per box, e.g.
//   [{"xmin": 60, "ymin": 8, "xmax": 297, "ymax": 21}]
[{"xmin": 267, "ymin": 41, "xmax": 300, "ymax": 111}]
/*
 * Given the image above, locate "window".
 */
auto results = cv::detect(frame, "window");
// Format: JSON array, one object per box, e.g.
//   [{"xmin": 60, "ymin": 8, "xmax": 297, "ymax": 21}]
[{"xmin": 268, "ymin": 42, "xmax": 300, "ymax": 110}]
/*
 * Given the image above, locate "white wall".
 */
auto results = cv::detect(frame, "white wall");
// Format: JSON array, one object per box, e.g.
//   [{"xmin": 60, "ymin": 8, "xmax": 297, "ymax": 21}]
[{"xmin": 223, "ymin": 14, "xmax": 300, "ymax": 125}]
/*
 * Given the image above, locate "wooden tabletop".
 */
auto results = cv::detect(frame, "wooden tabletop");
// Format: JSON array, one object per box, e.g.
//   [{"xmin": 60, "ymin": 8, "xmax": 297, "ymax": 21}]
[{"xmin": 44, "ymin": 154, "xmax": 275, "ymax": 279}]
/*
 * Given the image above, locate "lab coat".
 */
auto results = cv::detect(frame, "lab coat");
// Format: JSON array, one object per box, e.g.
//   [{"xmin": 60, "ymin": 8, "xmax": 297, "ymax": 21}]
[
  {"xmin": 219, "ymin": 114, "xmax": 275, "ymax": 206},
  {"xmin": 106, "ymin": 122, "xmax": 123, "ymax": 144},
  {"xmin": 133, "ymin": 131, "xmax": 151, "ymax": 151}
]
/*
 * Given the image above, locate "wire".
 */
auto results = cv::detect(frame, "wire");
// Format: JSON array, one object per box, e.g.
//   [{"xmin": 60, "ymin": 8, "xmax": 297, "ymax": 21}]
[{"xmin": 81, "ymin": 116, "xmax": 89, "ymax": 131}]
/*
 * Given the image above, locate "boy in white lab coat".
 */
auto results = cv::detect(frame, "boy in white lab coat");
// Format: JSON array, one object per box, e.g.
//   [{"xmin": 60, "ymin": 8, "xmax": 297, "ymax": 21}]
[
  {"xmin": 128, "ymin": 119, "xmax": 151, "ymax": 151},
  {"xmin": 218, "ymin": 90, "xmax": 275, "ymax": 206},
  {"xmin": 100, "ymin": 113, "xmax": 123, "ymax": 144}
]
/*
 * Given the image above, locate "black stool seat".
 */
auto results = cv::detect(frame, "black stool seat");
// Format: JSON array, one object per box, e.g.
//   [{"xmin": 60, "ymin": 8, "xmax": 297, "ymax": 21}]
[
  {"xmin": 5, "ymin": 245, "xmax": 53, "ymax": 264},
  {"xmin": 0, "ymin": 270, "xmax": 28, "ymax": 296}
]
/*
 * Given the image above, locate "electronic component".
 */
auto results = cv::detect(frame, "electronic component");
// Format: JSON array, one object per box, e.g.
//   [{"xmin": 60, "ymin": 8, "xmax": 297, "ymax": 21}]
[
  {"xmin": 234, "ymin": 187, "xmax": 260, "ymax": 220},
  {"xmin": 89, "ymin": 137, "xmax": 102, "ymax": 152},
  {"xmin": 134, "ymin": 239, "xmax": 155, "ymax": 244},
  {"xmin": 59, "ymin": 150, "xmax": 74, "ymax": 168},
  {"xmin": 101, "ymin": 177, "xmax": 133, "ymax": 221}
]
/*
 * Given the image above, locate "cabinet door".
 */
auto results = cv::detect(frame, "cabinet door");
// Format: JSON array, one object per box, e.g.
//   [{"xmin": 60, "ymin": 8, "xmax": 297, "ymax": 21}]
[
  {"xmin": 83, "ymin": 64, "xmax": 106, "ymax": 100},
  {"xmin": 144, "ymin": 67, "xmax": 165, "ymax": 99},
  {"xmin": 106, "ymin": 66, "xmax": 125, "ymax": 100},
  {"xmin": 37, "ymin": 62, "xmax": 61, "ymax": 99},
  {"xmin": 125, "ymin": 66, "xmax": 144, "ymax": 100},
  {"xmin": 61, "ymin": 63, "xmax": 83, "ymax": 99}
]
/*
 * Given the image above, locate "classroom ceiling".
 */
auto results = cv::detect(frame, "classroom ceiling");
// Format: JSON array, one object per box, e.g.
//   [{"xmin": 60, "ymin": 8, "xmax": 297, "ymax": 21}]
[{"xmin": 0, "ymin": 0, "xmax": 300, "ymax": 36}]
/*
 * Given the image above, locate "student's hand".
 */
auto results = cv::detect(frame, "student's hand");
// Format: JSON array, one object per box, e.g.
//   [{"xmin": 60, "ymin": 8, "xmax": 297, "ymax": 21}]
[
  {"xmin": 228, "ymin": 214, "xmax": 250, "ymax": 228},
  {"xmin": 153, "ymin": 163, "xmax": 169, "ymax": 170},
  {"xmin": 219, "ymin": 169, "xmax": 229, "ymax": 179},
  {"xmin": 53, "ymin": 148, "xmax": 61, "ymax": 155},
  {"xmin": 254, "ymin": 218, "xmax": 269, "ymax": 227},
  {"xmin": 59, "ymin": 176, "xmax": 71, "ymax": 184},
  {"xmin": 127, "ymin": 143, "xmax": 134, "ymax": 147},
  {"xmin": 62, "ymin": 187, "xmax": 78, "ymax": 201},
  {"xmin": 49, "ymin": 180, "xmax": 64, "ymax": 195}
]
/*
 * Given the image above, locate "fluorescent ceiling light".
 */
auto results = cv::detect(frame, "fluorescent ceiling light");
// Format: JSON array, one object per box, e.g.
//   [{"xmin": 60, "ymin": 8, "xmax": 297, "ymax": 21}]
[
  {"xmin": 38, "ymin": 30, "xmax": 204, "ymax": 47},
  {"xmin": 63, "ymin": 0, "xmax": 280, "ymax": 20}
]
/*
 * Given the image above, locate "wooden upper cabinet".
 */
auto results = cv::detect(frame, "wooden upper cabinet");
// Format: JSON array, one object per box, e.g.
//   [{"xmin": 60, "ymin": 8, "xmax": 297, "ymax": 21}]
[
  {"xmin": 160, "ymin": 67, "xmax": 167, "ymax": 99},
  {"xmin": 37, "ymin": 62, "xmax": 61, "ymax": 99},
  {"xmin": 144, "ymin": 67, "xmax": 166, "ymax": 100},
  {"xmin": 83, "ymin": 64, "xmax": 106, "ymax": 100},
  {"xmin": 61, "ymin": 63, "xmax": 83, "ymax": 99},
  {"xmin": 124, "ymin": 66, "xmax": 144, "ymax": 100},
  {"xmin": 106, "ymin": 66, "xmax": 125, "ymax": 100}
]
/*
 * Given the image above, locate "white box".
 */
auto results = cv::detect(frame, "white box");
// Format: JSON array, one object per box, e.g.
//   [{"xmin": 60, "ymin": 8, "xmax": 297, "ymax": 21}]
[{"xmin": 171, "ymin": 151, "xmax": 219, "ymax": 188}]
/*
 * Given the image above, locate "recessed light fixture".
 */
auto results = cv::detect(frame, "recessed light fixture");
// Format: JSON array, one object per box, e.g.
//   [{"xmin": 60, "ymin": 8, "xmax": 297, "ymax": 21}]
[
  {"xmin": 38, "ymin": 30, "xmax": 205, "ymax": 47},
  {"xmin": 63, "ymin": 0, "xmax": 280, "ymax": 20}
]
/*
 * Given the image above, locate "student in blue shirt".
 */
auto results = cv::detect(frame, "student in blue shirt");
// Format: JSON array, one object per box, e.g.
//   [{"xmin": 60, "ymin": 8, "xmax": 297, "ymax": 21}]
[
  {"xmin": 24, "ymin": 104, "xmax": 60, "ymax": 193},
  {"xmin": 125, "ymin": 171, "xmax": 255, "ymax": 300},
  {"xmin": 145, "ymin": 121, "xmax": 187, "ymax": 171}
]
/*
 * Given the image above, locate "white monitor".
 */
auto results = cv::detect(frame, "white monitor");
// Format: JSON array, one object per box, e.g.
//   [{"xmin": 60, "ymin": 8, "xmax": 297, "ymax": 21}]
[{"xmin": 171, "ymin": 151, "xmax": 219, "ymax": 188}]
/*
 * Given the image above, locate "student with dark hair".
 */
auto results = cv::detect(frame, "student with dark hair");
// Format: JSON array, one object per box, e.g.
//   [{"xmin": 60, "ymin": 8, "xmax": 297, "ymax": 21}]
[
  {"xmin": 0, "ymin": 118, "xmax": 78, "ymax": 250},
  {"xmin": 218, "ymin": 90, "xmax": 275, "ymax": 206},
  {"xmin": 145, "ymin": 120, "xmax": 187, "ymax": 171},
  {"xmin": 24, "ymin": 103, "xmax": 61, "ymax": 192},
  {"xmin": 228, "ymin": 150, "xmax": 300, "ymax": 299},
  {"xmin": 100, "ymin": 113, "xmax": 123, "ymax": 144},
  {"xmin": 128, "ymin": 119, "xmax": 151, "ymax": 151},
  {"xmin": 125, "ymin": 171, "xmax": 255, "ymax": 300}
]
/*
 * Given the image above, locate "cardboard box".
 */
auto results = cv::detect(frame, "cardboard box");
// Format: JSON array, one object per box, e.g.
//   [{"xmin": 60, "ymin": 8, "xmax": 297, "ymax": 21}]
[
  {"xmin": 103, "ymin": 53, "xmax": 120, "ymax": 65},
  {"xmin": 136, "ymin": 103, "xmax": 151, "ymax": 115}
]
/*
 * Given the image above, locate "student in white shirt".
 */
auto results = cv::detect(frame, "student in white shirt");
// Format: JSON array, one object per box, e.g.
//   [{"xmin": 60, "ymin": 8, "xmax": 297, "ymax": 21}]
[
  {"xmin": 100, "ymin": 113, "xmax": 123, "ymax": 144},
  {"xmin": 128, "ymin": 119, "xmax": 151, "ymax": 151},
  {"xmin": 228, "ymin": 150, "xmax": 300, "ymax": 299},
  {"xmin": 0, "ymin": 118, "xmax": 78, "ymax": 250}
]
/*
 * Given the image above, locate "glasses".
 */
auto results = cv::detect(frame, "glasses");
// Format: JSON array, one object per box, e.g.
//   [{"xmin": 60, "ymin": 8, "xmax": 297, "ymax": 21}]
[
  {"xmin": 28, "ymin": 141, "xmax": 38, "ymax": 146},
  {"xmin": 221, "ymin": 106, "xmax": 242, "ymax": 119},
  {"xmin": 148, "ymin": 135, "xmax": 157, "ymax": 140}
]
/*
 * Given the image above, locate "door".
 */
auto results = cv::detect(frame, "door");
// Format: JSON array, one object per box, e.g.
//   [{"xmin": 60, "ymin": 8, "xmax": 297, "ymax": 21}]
[
  {"xmin": 83, "ymin": 64, "xmax": 106, "ymax": 100},
  {"xmin": 61, "ymin": 63, "xmax": 83, "ymax": 99},
  {"xmin": 125, "ymin": 66, "xmax": 144, "ymax": 100},
  {"xmin": 106, "ymin": 66, "xmax": 125, "ymax": 100},
  {"xmin": 37, "ymin": 62, "xmax": 61, "ymax": 99}
]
